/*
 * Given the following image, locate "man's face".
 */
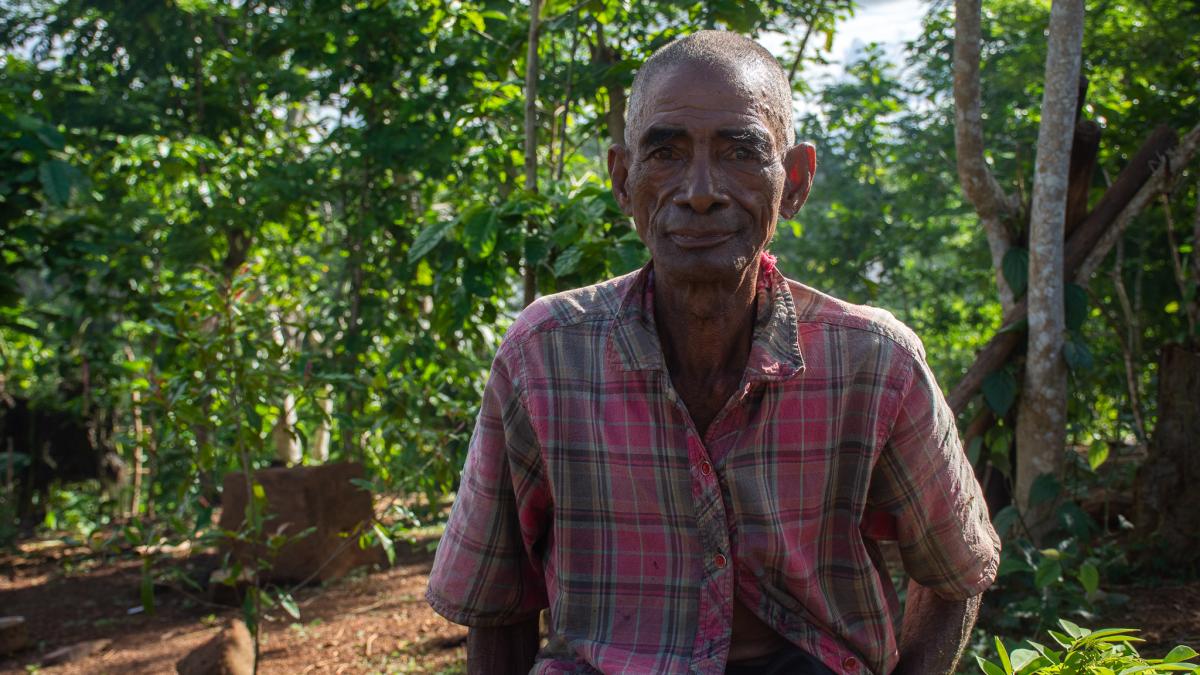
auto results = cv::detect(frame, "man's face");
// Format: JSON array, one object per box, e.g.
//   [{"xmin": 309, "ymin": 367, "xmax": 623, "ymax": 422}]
[{"xmin": 608, "ymin": 61, "xmax": 814, "ymax": 285}]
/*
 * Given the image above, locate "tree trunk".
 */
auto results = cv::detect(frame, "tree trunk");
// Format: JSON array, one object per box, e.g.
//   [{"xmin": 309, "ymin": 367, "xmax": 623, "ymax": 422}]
[
  {"xmin": 1135, "ymin": 344, "xmax": 1200, "ymax": 565},
  {"xmin": 522, "ymin": 0, "xmax": 542, "ymax": 308},
  {"xmin": 1013, "ymin": 0, "xmax": 1084, "ymax": 533}
]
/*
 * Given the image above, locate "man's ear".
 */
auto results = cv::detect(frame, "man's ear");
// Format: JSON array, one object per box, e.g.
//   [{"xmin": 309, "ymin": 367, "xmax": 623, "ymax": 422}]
[
  {"xmin": 780, "ymin": 142, "xmax": 817, "ymax": 219},
  {"xmin": 608, "ymin": 144, "xmax": 633, "ymax": 215}
]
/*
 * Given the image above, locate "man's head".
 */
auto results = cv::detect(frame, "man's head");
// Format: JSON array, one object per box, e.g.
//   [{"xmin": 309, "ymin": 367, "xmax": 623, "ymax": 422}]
[{"xmin": 608, "ymin": 31, "xmax": 816, "ymax": 286}]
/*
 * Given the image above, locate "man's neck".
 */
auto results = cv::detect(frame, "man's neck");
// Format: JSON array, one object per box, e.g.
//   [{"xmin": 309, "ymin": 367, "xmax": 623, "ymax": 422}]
[{"xmin": 652, "ymin": 260, "xmax": 760, "ymax": 433}]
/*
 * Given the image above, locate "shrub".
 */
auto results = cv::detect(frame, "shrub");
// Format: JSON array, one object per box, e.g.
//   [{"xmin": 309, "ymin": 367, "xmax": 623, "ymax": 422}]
[{"xmin": 977, "ymin": 619, "xmax": 1199, "ymax": 674}]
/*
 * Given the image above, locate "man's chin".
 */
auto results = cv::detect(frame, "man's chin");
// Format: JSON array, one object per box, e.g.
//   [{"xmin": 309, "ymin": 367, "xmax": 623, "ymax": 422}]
[{"xmin": 652, "ymin": 249, "xmax": 756, "ymax": 285}]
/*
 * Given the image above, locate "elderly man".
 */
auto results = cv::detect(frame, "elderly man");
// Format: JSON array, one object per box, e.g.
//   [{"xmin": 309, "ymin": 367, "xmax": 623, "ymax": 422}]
[{"xmin": 427, "ymin": 31, "xmax": 999, "ymax": 675}]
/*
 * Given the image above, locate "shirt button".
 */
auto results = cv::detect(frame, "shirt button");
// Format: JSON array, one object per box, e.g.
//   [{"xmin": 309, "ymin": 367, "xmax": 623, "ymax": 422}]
[
  {"xmin": 699, "ymin": 460, "xmax": 712, "ymax": 476},
  {"xmin": 713, "ymin": 553, "xmax": 727, "ymax": 569},
  {"xmin": 842, "ymin": 655, "xmax": 859, "ymax": 670}
]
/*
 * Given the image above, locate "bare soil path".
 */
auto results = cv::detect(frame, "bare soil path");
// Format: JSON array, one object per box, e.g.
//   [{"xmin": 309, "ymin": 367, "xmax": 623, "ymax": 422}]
[{"xmin": 0, "ymin": 535, "xmax": 466, "ymax": 674}]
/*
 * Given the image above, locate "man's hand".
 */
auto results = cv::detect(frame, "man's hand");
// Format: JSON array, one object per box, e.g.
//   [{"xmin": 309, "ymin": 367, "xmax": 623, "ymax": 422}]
[
  {"xmin": 893, "ymin": 579, "xmax": 981, "ymax": 675},
  {"xmin": 466, "ymin": 616, "xmax": 540, "ymax": 675}
]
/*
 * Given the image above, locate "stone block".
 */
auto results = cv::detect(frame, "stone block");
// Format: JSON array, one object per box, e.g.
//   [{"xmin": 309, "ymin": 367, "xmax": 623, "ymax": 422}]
[{"xmin": 218, "ymin": 462, "xmax": 383, "ymax": 584}]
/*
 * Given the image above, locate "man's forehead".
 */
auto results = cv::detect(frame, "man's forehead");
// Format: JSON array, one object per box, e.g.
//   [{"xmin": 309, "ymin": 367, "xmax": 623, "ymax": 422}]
[{"xmin": 634, "ymin": 60, "xmax": 784, "ymax": 144}]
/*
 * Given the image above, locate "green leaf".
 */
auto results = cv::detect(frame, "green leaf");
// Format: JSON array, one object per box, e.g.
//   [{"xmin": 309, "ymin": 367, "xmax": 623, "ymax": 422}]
[
  {"xmin": 1034, "ymin": 557, "xmax": 1063, "ymax": 589},
  {"xmin": 1088, "ymin": 442, "xmax": 1110, "ymax": 471},
  {"xmin": 1165, "ymin": 646, "xmax": 1200, "ymax": 663},
  {"xmin": 992, "ymin": 505, "xmax": 1020, "ymax": 538},
  {"xmin": 373, "ymin": 522, "xmax": 396, "ymax": 566},
  {"xmin": 462, "ymin": 207, "xmax": 498, "ymax": 259},
  {"xmin": 461, "ymin": 9, "xmax": 486, "ymax": 32},
  {"xmin": 1047, "ymin": 629, "xmax": 1074, "ymax": 648},
  {"xmin": 1078, "ymin": 561, "xmax": 1100, "ymax": 595},
  {"xmin": 35, "ymin": 125, "xmax": 66, "ymax": 150},
  {"xmin": 1064, "ymin": 335, "xmax": 1094, "ymax": 372},
  {"xmin": 1059, "ymin": 618, "xmax": 1086, "ymax": 638},
  {"xmin": 982, "ymin": 370, "xmax": 1018, "ymax": 417},
  {"xmin": 976, "ymin": 655, "xmax": 1007, "ymax": 675},
  {"xmin": 997, "ymin": 551, "xmax": 1034, "ymax": 577},
  {"xmin": 553, "ymin": 245, "xmax": 585, "ymax": 277},
  {"xmin": 967, "ymin": 435, "xmax": 983, "ymax": 465},
  {"xmin": 1065, "ymin": 283, "xmax": 1089, "ymax": 330},
  {"xmin": 276, "ymin": 590, "xmax": 301, "ymax": 620},
  {"xmin": 408, "ymin": 220, "xmax": 453, "ymax": 263},
  {"xmin": 987, "ymin": 426, "xmax": 1013, "ymax": 470},
  {"xmin": 1029, "ymin": 473, "xmax": 1060, "ymax": 507},
  {"xmin": 38, "ymin": 159, "xmax": 78, "ymax": 205},
  {"xmin": 1002, "ymin": 247, "xmax": 1029, "ymax": 297},
  {"xmin": 1009, "ymin": 648, "xmax": 1039, "ymax": 672},
  {"xmin": 995, "ymin": 636, "xmax": 1013, "ymax": 674}
]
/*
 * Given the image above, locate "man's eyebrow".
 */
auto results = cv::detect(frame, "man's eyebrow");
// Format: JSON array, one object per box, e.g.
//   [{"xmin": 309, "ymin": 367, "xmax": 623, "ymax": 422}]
[
  {"xmin": 639, "ymin": 125, "xmax": 687, "ymax": 149},
  {"xmin": 717, "ymin": 127, "xmax": 773, "ymax": 149}
]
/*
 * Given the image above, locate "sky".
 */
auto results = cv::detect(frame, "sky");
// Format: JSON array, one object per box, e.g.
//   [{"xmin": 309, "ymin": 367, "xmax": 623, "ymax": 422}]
[{"xmin": 762, "ymin": 0, "xmax": 928, "ymax": 86}]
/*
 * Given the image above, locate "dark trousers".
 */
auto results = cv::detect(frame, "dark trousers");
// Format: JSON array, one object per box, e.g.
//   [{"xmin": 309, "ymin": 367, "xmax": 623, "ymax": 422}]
[{"xmin": 725, "ymin": 643, "xmax": 838, "ymax": 675}]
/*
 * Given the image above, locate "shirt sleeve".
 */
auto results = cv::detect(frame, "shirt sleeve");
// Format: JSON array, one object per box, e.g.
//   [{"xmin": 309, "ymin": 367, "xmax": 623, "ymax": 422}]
[
  {"xmin": 426, "ymin": 343, "xmax": 551, "ymax": 626},
  {"xmin": 869, "ymin": 351, "xmax": 1001, "ymax": 600}
]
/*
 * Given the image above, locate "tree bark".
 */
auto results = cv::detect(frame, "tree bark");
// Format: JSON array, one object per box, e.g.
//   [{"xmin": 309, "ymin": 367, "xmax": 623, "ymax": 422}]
[
  {"xmin": 1064, "ymin": 119, "xmax": 1102, "ymax": 238},
  {"xmin": 954, "ymin": 0, "xmax": 1019, "ymax": 317},
  {"xmin": 523, "ymin": 0, "xmax": 542, "ymax": 308},
  {"xmin": 1135, "ymin": 344, "xmax": 1200, "ymax": 563},
  {"xmin": 1013, "ymin": 0, "xmax": 1084, "ymax": 532}
]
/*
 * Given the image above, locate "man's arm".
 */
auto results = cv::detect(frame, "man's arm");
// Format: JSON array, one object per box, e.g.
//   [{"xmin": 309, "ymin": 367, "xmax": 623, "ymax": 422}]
[
  {"xmin": 892, "ymin": 579, "xmax": 981, "ymax": 675},
  {"xmin": 467, "ymin": 617, "xmax": 540, "ymax": 675}
]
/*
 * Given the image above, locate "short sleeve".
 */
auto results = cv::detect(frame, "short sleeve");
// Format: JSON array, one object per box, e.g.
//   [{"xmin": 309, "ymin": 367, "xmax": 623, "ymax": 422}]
[
  {"xmin": 426, "ymin": 345, "xmax": 551, "ymax": 626},
  {"xmin": 869, "ymin": 352, "xmax": 1000, "ymax": 600}
]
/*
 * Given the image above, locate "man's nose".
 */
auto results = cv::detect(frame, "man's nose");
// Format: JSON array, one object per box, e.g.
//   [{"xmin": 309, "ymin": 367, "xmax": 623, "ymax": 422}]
[{"xmin": 673, "ymin": 157, "xmax": 728, "ymax": 214}]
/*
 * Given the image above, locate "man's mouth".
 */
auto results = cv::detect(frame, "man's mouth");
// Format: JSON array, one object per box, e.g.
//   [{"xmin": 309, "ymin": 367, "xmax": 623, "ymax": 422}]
[{"xmin": 666, "ymin": 230, "xmax": 736, "ymax": 249}]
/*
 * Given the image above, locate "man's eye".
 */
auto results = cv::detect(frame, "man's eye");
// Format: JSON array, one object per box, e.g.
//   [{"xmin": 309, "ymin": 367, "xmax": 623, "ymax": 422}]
[
  {"xmin": 648, "ymin": 147, "xmax": 678, "ymax": 160},
  {"xmin": 732, "ymin": 147, "xmax": 760, "ymax": 161}
]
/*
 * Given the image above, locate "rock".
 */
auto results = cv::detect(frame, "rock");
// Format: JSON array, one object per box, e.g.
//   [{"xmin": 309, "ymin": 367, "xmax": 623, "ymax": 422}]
[
  {"xmin": 217, "ymin": 462, "xmax": 383, "ymax": 584},
  {"xmin": 0, "ymin": 616, "xmax": 28, "ymax": 655},
  {"xmin": 176, "ymin": 619, "xmax": 254, "ymax": 675},
  {"xmin": 39, "ymin": 638, "xmax": 110, "ymax": 666}
]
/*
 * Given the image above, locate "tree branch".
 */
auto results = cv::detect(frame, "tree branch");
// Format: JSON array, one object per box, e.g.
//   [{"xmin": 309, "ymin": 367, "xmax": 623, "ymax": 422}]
[
  {"xmin": 954, "ymin": 0, "xmax": 1019, "ymax": 315},
  {"xmin": 1075, "ymin": 122, "xmax": 1200, "ymax": 284}
]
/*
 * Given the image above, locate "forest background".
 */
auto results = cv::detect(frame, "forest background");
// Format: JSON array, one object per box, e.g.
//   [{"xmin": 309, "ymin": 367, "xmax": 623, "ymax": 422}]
[{"xmin": 2, "ymin": 0, "xmax": 1199, "ymax": 672}]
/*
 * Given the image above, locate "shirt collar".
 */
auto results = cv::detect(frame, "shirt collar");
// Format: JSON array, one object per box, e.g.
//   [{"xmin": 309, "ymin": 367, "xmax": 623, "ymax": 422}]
[{"xmin": 606, "ymin": 252, "xmax": 805, "ymax": 382}]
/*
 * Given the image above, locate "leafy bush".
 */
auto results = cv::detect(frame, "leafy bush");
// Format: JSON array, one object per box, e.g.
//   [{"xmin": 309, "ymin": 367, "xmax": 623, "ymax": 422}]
[{"xmin": 977, "ymin": 619, "xmax": 1199, "ymax": 674}]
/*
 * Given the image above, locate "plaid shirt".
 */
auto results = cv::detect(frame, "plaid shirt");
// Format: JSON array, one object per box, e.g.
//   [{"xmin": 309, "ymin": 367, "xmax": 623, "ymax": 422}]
[{"xmin": 427, "ymin": 259, "xmax": 999, "ymax": 674}]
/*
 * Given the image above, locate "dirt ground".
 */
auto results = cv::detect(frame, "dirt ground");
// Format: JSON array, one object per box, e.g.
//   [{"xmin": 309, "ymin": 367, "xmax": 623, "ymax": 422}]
[
  {"xmin": 2, "ymin": 534, "xmax": 1200, "ymax": 674},
  {"xmin": 0, "ymin": 534, "xmax": 467, "ymax": 674}
]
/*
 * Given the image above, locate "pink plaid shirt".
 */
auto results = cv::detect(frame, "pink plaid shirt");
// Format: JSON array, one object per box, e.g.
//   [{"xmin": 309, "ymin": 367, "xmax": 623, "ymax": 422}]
[{"xmin": 427, "ymin": 259, "xmax": 999, "ymax": 674}]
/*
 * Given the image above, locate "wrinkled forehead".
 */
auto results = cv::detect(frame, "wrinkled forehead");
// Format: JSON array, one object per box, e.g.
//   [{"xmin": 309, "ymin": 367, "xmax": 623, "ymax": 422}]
[{"xmin": 633, "ymin": 60, "xmax": 784, "ymax": 146}]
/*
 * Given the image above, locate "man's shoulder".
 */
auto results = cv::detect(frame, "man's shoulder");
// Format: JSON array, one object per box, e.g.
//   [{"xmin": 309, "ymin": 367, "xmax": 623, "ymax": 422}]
[
  {"xmin": 500, "ymin": 270, "xmax": 639, "ymax": 350},
  {"xmin": 783, "ymin": 276, "xmax": 925, "ymax": 362}
]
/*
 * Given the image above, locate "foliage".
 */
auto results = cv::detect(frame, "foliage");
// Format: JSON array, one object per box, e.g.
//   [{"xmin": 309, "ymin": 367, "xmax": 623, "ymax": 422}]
[
  {"xmin": 977, "ymin": 619, "xmax": 1199, "ymax": 674},
  {"xmin": 0, "ymin": 0, "xmax": 1198, "ymax": 662}
]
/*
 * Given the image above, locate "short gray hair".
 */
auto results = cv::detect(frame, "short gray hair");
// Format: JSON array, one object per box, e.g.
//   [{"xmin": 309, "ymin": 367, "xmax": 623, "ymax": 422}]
[{"xmin": 625, "ymin": 31, "xmax": 795, "ymax": 149}]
